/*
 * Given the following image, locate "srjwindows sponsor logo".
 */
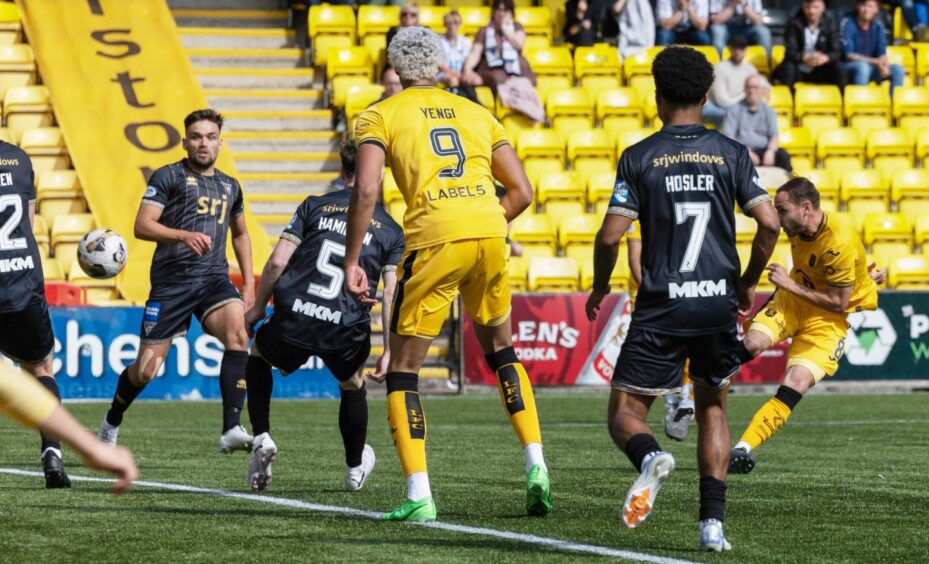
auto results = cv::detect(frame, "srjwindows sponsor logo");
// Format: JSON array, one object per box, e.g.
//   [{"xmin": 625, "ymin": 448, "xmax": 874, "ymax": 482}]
[{"xmin": 652, "ymin": 152, "xmax": 725, "ymax": 168}]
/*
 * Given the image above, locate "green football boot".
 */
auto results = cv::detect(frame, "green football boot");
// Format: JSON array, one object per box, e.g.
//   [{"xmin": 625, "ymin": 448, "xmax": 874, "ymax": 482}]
[
  {"xmin": 380, "ymin": 496, "xmax": 437, "ymax": 522},
  {"xmin": 526, "ymin": 465, "xmax": 552, "ymax": 516}
]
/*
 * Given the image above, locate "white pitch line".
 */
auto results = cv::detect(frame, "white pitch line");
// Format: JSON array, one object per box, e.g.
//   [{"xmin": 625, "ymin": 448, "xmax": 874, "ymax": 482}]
[{"xmin": 0, "ymin": 468, "xmax": 694, "ymax": 564}]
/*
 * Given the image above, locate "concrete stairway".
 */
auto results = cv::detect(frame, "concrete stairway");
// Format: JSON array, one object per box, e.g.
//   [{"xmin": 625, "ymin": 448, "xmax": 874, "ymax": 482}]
[{"xmin": 171, "ymin": 2, "xmax": 339, "ymax": 239}]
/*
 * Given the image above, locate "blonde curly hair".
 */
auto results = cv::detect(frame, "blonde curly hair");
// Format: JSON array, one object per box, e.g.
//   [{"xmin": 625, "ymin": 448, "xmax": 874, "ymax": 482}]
[{"xmin": 388, "ymin": 26, "xmax": 446, "ymax": 82}]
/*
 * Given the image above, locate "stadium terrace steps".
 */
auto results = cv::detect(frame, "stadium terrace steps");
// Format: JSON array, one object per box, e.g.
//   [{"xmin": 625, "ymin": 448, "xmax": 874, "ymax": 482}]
[
  {"xmin": 222, "ymin": 109, "xmax": 332, "ymax": 131},
  {"xmin": 238, "ymin": 172, "xmax": 336, "ymax": 194},
  {"xmin": 235, "ymin": 152, "xmax": 340, "ymax": 173},
  {"xmin": 172, "ymin": 9, "xmax": 289, "ymax": 29},
  {"xmin": 167, "ymin": 0, "xmax": 282, "ymax": 9},
  {"xmin": 186, "ymin": 48, "xmax": 306, "ymax": 69},
  {"xmin": 224, "ymin": 131, "xmax": 339, "ymax": 153},
  {"xmin": 178, "ymin": 27, "xmax": 295, "ymax": 50},
  {"xmin": 205, "ymin": 89, "xmax": 323, "ymax": 111},
  {"xmin": 196, "ymin": 68, "xmax": 315, "ymax": 90}
]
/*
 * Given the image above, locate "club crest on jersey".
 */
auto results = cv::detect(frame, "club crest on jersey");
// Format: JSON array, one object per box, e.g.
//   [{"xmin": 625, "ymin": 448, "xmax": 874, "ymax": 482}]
[
  {"xmin": 221, "ymin": 181, "xmax": 232, "ymax": 195},
  {"xmin": 186, "ymin": 176, "xmax": 198, "ymax": 187},
  {"xmin": 144, "ymin": 185, "xmax": 157, "ymax": 198},
  {"xmin": 143, "ymin": 302, "xmax": 161, "ymax": 336},
  {"xmin": 611, "ymin": 180, "xmax": 629, "ymax": 205},
  {"xmin": 752, "ymin": 175, "xmax": 764, "ymax": 189}
]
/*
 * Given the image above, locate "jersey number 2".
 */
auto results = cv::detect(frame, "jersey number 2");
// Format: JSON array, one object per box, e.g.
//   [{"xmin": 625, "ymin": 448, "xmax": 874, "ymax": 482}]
[
  {"xmin": 430, "ymin": 127, "xmax": 466, "ymax": 178},
  {"xmin": 674, "ymin": 202, "xmax": 710, "ymax": 273},
  {"xmin": 307, "ymin": 239, "xmax": 345, "ymax": 300},
  {"xmin": 0, "ymin": 195, "xmax": 26, "ymax": 252}
]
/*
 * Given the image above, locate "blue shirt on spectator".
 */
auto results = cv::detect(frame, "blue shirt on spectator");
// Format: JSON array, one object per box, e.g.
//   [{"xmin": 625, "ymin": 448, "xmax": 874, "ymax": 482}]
[{"xmin": 841, "ymin": 14, "xmax": 887, "ymax": 59}]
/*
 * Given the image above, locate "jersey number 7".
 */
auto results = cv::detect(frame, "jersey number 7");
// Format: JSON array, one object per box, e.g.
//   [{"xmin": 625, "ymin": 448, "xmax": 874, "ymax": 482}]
[{"xmin": 675, "ymin": 202, "xmax": 710, "ymax": 273}]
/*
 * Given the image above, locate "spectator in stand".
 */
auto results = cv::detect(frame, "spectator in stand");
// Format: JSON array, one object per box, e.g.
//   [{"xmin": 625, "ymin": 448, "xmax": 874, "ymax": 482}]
[
  {"xmin": 773, "ymin": 0, "xmax": 846, "ymax": 90},
  {"xmin": 438, "ymin": 10, "xmax": 478, "ymax": 102},
  {"xmin": 721, "ymin": 74, "xmax": 792, "ymax": 171},
  {"xmin": 709, "ymin": 0, "xmax": 771, "ymax": 57},
  {"xmin": 888, "ymin": 0, "xmax": 929, "ymax": 41},
  {"xmin": 656, "ymin": 0, "xmax": 712, "ymax": 46},
  {"xmin": 461, "ymin": 0, "xmax": 536, "ymax": 92},
  {"xmin": 565, "ymin": 0, "xmax": 608, "ymax": 46},
  {"xmin": 613, "ymin": 0, "xmax": 656, "ymax": 57},
  {"xmin": 386, "ymin": 2, "xmax": 419, "ymax": 48},
  {"xmin": 703, "ymin": 35, "xmax": 758, "ymax": 127},
  {"xmin": 842, "ymin": 0, "xmax": 905, "ymax": 95},
  {"xmin": 381, "ymin": 66, "xmax": 402, "ymax": 100}
]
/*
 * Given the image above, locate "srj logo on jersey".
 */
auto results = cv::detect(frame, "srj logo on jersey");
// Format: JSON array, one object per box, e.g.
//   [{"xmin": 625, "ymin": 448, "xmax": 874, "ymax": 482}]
[
  {"xmin": 611, "ymin": 180, "xmax": 629, "ymax": 206},
  {"xmin": 845, "ymin": 309, "xmax": 896, "ymax": 365},
  {"xmin": 142, "ymin": 302, "xmax": 161, "ymax": 336}
]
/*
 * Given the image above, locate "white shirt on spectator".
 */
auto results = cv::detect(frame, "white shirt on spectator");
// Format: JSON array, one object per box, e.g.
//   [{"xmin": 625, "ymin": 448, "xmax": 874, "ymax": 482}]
[
  {"xmin": 657, "ymin": 0, "xmax": 710, "ymax": 28},
  {"xmin": 440, "ymin": 35, "xmax": 472, "ymax": 75},
  {"xmin": 708, "ymin": 0, "xmax": 764, "ymax": 25},
  {"xmin": 708, "ymin": 59, "xmax": 758, "ymax": 107}
]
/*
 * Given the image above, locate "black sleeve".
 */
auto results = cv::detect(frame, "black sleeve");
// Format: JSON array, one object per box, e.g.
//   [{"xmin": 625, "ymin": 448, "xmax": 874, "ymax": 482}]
[
  {"xmin": 231, "ymin": 180, "xmax": 245, "ymax": 217},
  {"xmin": 784, "ymin": 19, "xmax": 804, "ymax": 64},
  {"xmin": 734, "ymin": 145, "xmax": 770, "ymax": 213},
  {"xmin": 824, "ymin": 15, "xmax": 843, "ymax": 62},
  {"xmin": 606, "ymin": 152, "xmax": 639, "ymax": 219},
  {"xmin": 282, "ymin": 198, "xmax": 312, "ymax": 245},
  {"xmin": 384, "ymin": 227, "xmax": 405, "ymax": 271},
  {"xmin": 141, "ymin": 166, "xmax": 174, "ymax": 209}
]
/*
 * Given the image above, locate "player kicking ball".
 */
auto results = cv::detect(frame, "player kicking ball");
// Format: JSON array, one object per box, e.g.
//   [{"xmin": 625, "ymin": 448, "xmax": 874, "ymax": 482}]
[
  {"xmin": 729, "ymin": 178, "xmax": 883, "ymax": 474},
  {"xmin": 98, "ymin": 109, "xmax": 256, "ymax": 454},
  {"xmin": 242, "ymin": 142, "xmax": 404, "ymax": 493},
  {"xmin": 585, "ymin": 46, "xmax": 780, "ymax": 550}
]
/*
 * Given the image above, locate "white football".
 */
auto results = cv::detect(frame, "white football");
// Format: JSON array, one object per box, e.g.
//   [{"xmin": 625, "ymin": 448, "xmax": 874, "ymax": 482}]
[{"xmin": 77, "ymin": 229, "xmax": 128, "ymax": 279}]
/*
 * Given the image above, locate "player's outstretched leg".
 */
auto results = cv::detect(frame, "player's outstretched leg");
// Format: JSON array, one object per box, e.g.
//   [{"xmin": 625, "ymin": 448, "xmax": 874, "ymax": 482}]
[
  {"xmin": 217, "ymin": 349, "xmax": 252, "ymax": 453},
  {"xmin": 664, "ymin": 374, "xmax": 695, "ymax": 442},
  {"xmin": 730, "ymin": 381, "xmax": 806, "ymax": 475},
  {"xmin": 484, "ymin": 347, "xmax": 551, "ymax": 516},
  {"xmin": 32, "ymin": 370, "xmax": 70, "ymax": 489},
  {"xmin": 339, "ymin": 378, "xmax": 375, "ymax": 491},
  {"xmin": 381, "ymin": 372, "xmax": 435, "ymax": 522},
  {"xmin": 248, "ymin": 432, "xmax": 277, "ymax": 492}
]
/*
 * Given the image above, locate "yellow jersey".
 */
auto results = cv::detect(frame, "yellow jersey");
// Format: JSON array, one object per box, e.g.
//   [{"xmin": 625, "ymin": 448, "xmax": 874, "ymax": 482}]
[
  {"xmin": 355, "ymin": 85, "xmax": 510, "ymax": 251},
  {"xmin": 0, "ymin": 364, "xmax": 57, "ymax": 427},
  {"xmin": 789, "ymin": 212, "xmax": 878, "ymax": 313}
]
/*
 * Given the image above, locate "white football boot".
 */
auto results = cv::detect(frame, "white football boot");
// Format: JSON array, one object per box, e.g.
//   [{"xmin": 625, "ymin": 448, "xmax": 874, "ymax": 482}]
[
  {"xmin": 344, "ymin": 444, "xmax": 376, "ymax": 491},
  {"xmin": 98, "ymin": 417, "xmax": 120, "ymax": 446},
  {"xmin": 699, "ymin": 518, "xmax": 733, "ymax": 551},
  {"xmin": 248, "ymin": 432, "xmax": 277, "ymax": 492},
  {"xmin": 621, "ymin": 451, "xmax": 676, "ymax": 528},
  {"xmin": 219, "ymin": 425, "xmax": 253, "ymax": 454}
]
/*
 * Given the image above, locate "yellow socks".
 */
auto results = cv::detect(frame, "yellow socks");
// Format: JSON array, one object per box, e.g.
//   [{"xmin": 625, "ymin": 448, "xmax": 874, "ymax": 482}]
[
  {"xmin": 487, "ymin": 348, "xmax": 542, "ymax": 447},
  {"xmin": 737, "ymin": 385, "xmax": 804, "ymax": 451},
  {"xmin": 386, "ymin": 372, "xmax": 427, "ymax": 476}
]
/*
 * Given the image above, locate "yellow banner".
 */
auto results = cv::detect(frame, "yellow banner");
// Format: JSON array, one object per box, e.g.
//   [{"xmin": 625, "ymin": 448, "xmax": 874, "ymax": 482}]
[{"xmin": 16, "ymin": 0, "xmax": 270, "ymax": 303}]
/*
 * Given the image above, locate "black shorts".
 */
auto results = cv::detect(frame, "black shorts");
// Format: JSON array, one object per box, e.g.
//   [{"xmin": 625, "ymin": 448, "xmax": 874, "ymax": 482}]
[
  {"xmin": 0, "ymin": 298, "xmax": 55, "ymax": 364},
  {"xmin": 255, "ymin": 313, "xmax": 371, "ymax": 381},
  {"xmin": 612, "ymin": 324, "xmax": 741, "ymax": 395},
  {"xmin": 140, "ymin": 276, "xmax": 242, "ymax": 344}
]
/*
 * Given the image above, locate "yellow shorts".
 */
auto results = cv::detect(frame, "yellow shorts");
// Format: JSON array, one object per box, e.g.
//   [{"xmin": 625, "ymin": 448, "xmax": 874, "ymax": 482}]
[
  {"xmin": 391, "ymin": 238, "xmax": 511, "ymax": 338},
  {"xmin": 748, "ymin": 290, "xmax": 849, "ymax": 382}
]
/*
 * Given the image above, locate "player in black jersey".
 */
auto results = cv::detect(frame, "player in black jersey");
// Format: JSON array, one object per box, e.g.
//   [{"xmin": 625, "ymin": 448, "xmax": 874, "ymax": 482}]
[
  {"xmin": 0, "ymin": 140, "xmax": 71, "ymax": 488},
  {"xmin": 98, "ymin": 109, "xmax": 256, "ymax": 454},
  {"xmin": 585, "ymin": 47, "xmax": 781, "ymax": 550},
  {"xmin": 242, "ymin": 141, "xmax": 404, "ymax": 493}
]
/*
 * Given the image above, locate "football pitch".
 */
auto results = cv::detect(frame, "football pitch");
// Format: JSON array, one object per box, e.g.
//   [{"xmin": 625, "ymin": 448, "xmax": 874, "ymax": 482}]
[{"xmin": 0, "ymin": 392, "xmax": 926, "ymax": 563}]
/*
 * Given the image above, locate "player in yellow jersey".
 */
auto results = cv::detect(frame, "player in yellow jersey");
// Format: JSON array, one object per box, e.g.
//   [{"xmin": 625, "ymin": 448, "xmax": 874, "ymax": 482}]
[
  {"xmin": 344, "ymin": 27, "xmax": 549, "ymax": 522},
  {"xmin": 729, "ymin": 177, "xmax": 884, "ymax": 474},
  {"xmin": 0, "ymin": 363, "xmax": 137, "ymax": 492}
]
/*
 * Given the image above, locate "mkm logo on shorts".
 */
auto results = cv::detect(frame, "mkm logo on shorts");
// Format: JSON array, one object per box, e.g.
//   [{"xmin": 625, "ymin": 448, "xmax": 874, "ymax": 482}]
[{"xmin": 143, "ymin": 302, "xmax": 161, "ymax": 336}]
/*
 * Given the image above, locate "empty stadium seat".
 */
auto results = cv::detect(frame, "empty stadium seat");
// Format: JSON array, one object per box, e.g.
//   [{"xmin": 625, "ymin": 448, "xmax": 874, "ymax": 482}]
[
  {"xmin": 418, "ymin": 6, "xmax": 446, "ymax": 33},
  {"xmin": 867, "ymin": 128, "xmax": 914, "ymax": 174},
  {"xmin": 734, "ymin": 212, "xmax": 757, "ymax": 244},
  {"xmin": 841, "ymin": 170, "xmax": 890, "ymax": 226},
  {"xmin": 863, "ymin": 213, "xmax": 913, "ymax": 264},
  {"xmin": 0, "ymin": 44, "xmax": 35, "ymax": 98},
  {"xmin": 528, "ymin": 257, "xmax": 579, "ymax": 292},
  {"xmin": 886, "ymin": 45, "xmax": 915, "ymax": 83},
  {"xmin": 843, "ymin": 85, "xmax": 891, "ymax": 134},
  {"xmin": 537, "ymin": 171, "xmax": 584, "ymax": 205},
  {"xmin": 524, "ymin": 159, "xmax": 564, "ymax": 190},
  {"xmin": 597, "ymin": 88, "xmax": 645, "ymax": 133},
  {"xmin": 891, "ymin": 168, "xmax": 929, "ymax": 225},
  {"xmin": 544, "ymin": 199, "xmax": 585, "ymax": 227},
  {"xmin": 525, "ymin": 47, "xmax": 574, "ymax": 99},
  {"xmin": 794, "ymin": 84, "xmax": 843, "ymax": 134},
  {"xmin": 916, "ymin": 129, "xmax": 929, "ymax": 167},
  {"xmin": 508, "ymin": 255, "xmax": 528, "ymax": 292},
  {"xmin": 558, "ymin": 213, "xmax": 600, "ymax": 253},
  {"xmin": 36, "ymin": 169, "xmax": 86, "ymax": 223},
  {"xmin": 327, "ymin": 47, "xmax": 374, "ymax": 108},
  {"xmin": 817, "ymin": 128, "xmax": 864, "ymax": 171},
  {"xmin": 68, "ymin": 260, "xmax": 119, "ymax": 302},
  {"xmin": 916, "ymin": 215, "xmax": 929, "ymax": 254},
  {"xmin": 614, "ymin": 128, "xmax": 652, "ymax": 158},
  {"xmin": 890, "ymin": 254, "xmax": 929, "ymax": 289},
  {"xmin": 574, "ymin": 45, "xmax": 621, "ymax": 91},
  {"xmin": 33, "ymin": 213, "xmax": 49, "ymax": 257},
  {"xmin": 0, "ymin": 2, "xmax": 22, "ymax": 46},
  {"xmin": 509, "ymin": 213, "xmax": 557, "ymax": 254},
  {"xmin": 344, "ymin": 84, "xmax": 384, "ymax": 133},
  {"xmin": 802, "ymin": 169, "xmax": 839, "ymax": 207},
  {"xmin": 40, "ymin": 254, "xmax": 64, "ymax": 282},
  {"xmin": 769, "ymin": 85, "xmax": 794, "ymax": 130},
  {"xmin": 20, "ymin": 127, "xmax": 70, "ymax": 173},
  {"xmin": 517, "ymin": 128, "xmax": 564, "ymax": 161},
  {"xmin": 501, "ymin": 113, "xmax": 542, "ymax": 141},
  {"xmin": 515, "ymin": 7, "xmax": 553, "ymax": 41},
  {"xmin": 779, "ymin": 127, "xmax": 815, "ymax": 171},
  {"xmin": 309, "ymin": 5, "xmax": 356, "ymax": 65},
  {"xmin": 917, "ymin": 45, "xmax": 929, "ymax": 84},
  {"xmin": 458, "ymin": 7, "xmax": 491, "ymax": 37},
  {"xmin": 356, "ymin": 5, "xmax": 399, "ymax": 70},
  {"xmin": 567, "ymin": 129, "xmax": 613, "ymax": 164},
  {"xmin": 580, "ymin": 250, "xmax": 632, "ymax": 290},
  {"xmin": 893, "ymin": 86, "xmax": 929, "ymax": 125},
  {"xmin": 0, "ymin": 127, "xmax": 13, "ymax": 144},
  {"xmin": 620, "ymin": 49, "xmax": 651, "ymax": 82},
  {"xmin": 627, "ymin": 75, "xmax": 659, "ymax": 124},
  {"xmin": 546, "ymin": 88, "xmax": 594, "ymax": 137},
  {"xmin": 573, "ymin": 157, "xmax": 613, "ymax": 186},
  {"xmin": 51, "ymin": 213, "xmax": 94, "ymax": 270},
  {"xmin": 587, "ymin": 170, "xmax": 614, "ymax": 206},
  {"xmin": 3, "ymin": 85, "xmax": 52, "ymax": 139}
]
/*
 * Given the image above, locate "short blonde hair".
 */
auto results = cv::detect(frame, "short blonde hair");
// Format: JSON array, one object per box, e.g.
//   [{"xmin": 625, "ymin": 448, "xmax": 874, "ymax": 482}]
[
  {"xmin": 388, "ymin": 26, "xmax": 446, "ymax": 81},
  {"xmin": 444, "ymin": 9, "xmax": 462, "ymax": 26}
]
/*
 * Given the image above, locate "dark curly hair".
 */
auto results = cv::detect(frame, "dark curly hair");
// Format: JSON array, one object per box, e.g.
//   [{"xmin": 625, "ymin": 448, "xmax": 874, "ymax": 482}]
[
  {"xmin": 777, "ymin": 177, "xmax": 821, "ymax": 209},
  {"xmin": 652, "ymin": 46, "xmax": 714, "ymax": 107},
  {"xmin": 184, "ymin": 108, "xmax": 224, "ymax": 132},
  {"xmin": 339, "ymin": 139, "xmax": 357, "ymax": 178}
]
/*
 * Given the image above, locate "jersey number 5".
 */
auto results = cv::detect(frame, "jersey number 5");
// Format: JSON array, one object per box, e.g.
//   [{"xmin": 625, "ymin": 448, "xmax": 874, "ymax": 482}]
[
  {"xmin": 674, "ymin": 202, "xmax": 710, "ymax": 273},
  {"xmin": 307, "ymin": 239, "xmax": 345, "ymax": 300},
  {"xmin": 0, "ymin": 195, "xmax": 26, "ymax": 252},
  {"xmin": 430, "ymin": 127, "xmax": 466, "ymax": 178}
]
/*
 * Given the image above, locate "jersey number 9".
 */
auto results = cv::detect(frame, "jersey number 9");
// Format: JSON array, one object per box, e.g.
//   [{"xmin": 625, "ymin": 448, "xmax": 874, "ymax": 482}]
[{"xmin": 430, "ymin": 128, "xmax": 466, "ymax": 179}]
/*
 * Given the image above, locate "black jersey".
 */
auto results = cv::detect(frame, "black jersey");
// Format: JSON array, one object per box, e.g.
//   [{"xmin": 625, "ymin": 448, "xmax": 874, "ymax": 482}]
[
  {"xmin": 609, "ymin": 124, "xmax": 769, "ymax": 336},
  {"xmin": 0, "ymin": 143, "xmax": 42, "ymax": 313},
  {"xmin": 272, "ymin": 189, "xmax": 405, "ymax": 350},
  {"xmin": 142, "ymin": 160, "xmax": 245, "ymax": 286}
]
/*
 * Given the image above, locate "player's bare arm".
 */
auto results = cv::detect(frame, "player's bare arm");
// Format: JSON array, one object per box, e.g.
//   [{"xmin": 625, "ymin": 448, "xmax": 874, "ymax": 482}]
[
  {"xmin": 344, "ymin": 142, "xmax": 383, "ymax": 305},
  {"xmin": 135, "ymin": 202, "xmax": 212, "ymax": 256},
  {"xmin": 244, "ymin": 238, "xmax": 297, "ymax": 337},
  {"xmin": 627, "ymin": 237, "xmax": 642, "ymax": 288},
  {"xmin": 767, "ymin": 263, "xmax": 852, "ymax": 313},
  {"xmin": 739, "ymin": 200, "xmax": 780, "ymax": 313},
  {"xmin": 867, "ymin": 261, "xmax": 887, "ymax": 285},
  {"xmin": 490, "ymin": 144, "xmax": 533, "ymax": 222},
  {"xmin": 586, "ymin": 213, "xmax": 633, "ymax": 321},
  {"xmin": 367, "ymin": 268, "xmax": 397, "ymax": 383},
  {"xmin": 230, "ymin": 212, "xmax": 255, "ymax": 310}
]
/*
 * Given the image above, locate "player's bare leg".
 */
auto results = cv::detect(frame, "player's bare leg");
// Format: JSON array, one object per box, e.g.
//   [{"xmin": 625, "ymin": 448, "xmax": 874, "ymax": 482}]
[
  {"xmin": 694, "ymin": 380, "xmax": 732, "ymax": 551},
  {"xmin": 202, "ymin": 302, "xmax": 253, "ymax": 453},
  {"xmin": 22, "ymin": 356, "xmax": 70, "ymax": 488},
  {"xmin": 473, "ymin": 316, "xmax": 551, "ymax": 516},
  {"xmin": 340, "ymin": 373, "xmax": 375, "ymax": 491},
  {"xmin": 99, "ymin": 341, "xmax": 172, "ymax": 446},
  {"xmin": 608, "ymin": 389, "xmax": 675, "ymax": 528},
  {"xmin": 380, "ymin": 332, "xmax": 436, "ymax": 521}
]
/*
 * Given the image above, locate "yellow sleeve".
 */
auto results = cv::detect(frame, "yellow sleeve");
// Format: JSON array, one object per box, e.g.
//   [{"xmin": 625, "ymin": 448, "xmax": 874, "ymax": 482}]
[
  {"xmin": 490, "ymin": 115, "xmax": 509, "ymax": 151},
  {"xmin": 354, "ymin": 105, "xmax": 387, "ymax": 150},
  {"xmin": 0, "ymin": 364, "xmax": 58, "ymax": 428},
  {"xmin": 822, "ymin": 241, "xmax": 856, "ymax": 288}
]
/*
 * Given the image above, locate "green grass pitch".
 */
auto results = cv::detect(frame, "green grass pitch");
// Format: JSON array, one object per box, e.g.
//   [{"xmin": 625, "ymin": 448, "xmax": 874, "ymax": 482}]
[{"xmin": 0, "ymin": 392, "xmax": 926, "ymax": 562}]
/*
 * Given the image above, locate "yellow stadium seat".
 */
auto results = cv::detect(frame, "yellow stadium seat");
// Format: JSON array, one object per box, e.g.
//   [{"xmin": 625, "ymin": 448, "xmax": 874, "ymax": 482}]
[
  {"xmin": 0, "ymin": 44, "xmax": 35, "ymax": 98},
  {"xmin": 817, "ymin": 128, "xmax": 864, "ymax": 171},
  {"xmin": 900, "ymin": 113, "xmax": 929, "ymax": 139},
  {"xmin": 622, "ymin": 49, "xmax": 653, "ymax": 80},
  {"xmin": 597, "ymin": 88, "xmax": 644, "ymax": 132},
  {"xmin": 916, "ymin": 128, "xmax": 929, "ymax": 166},
  {"xmin": 891, "ymin": 168, "xmax": 929, "ymax": 225},
  {"xmin": 779, "ymin": 127, "xmax": 814, "ymax": 170},
  {"xmin": 3, "ymin": 85, "xmax": 52, "ymax": 140},
  {"xmin": 474, "ymin": 86, "xmax": 494, "ymax": 111},
  {"xmin": 0, "ymin": 2, "xmax": 22, "ymax": 46},
  {"xmin": 418, "ymin": 6, "xmax": 446, "ymax": 33},
  {"xmin": 545, "ymin": 200, "xmax": 586, "ymax": 228},
  {"xmin": 33, "ymin": 213, "xmax": 49, "ymax": 257},
  {"xmin": 458, "ymin": 7, "xmax": 491, "ymax": 37},
  {"xmin": 735, "ymin": 213, "xmax": 757, "ymax": 244},
  {"xmin": 723, "ymin": 44, "xmax": 769, "ymax": 75},
  {"xmin": 893, "ymin": 86, "xmax": 929, "ymax": 122},
  {"xmin": 580, "ymin": 249, "xmax": 632, "ymax": 290},
  {"xmin": 615, "ymin": 128, "xmax": 652, "ymax": 157},
  {"xmin": 866, "ymin": 128, "xmax": 914, "ymax": 173},
  {"xmin": 843, "ymin": 85, "xmax": 891, "ymax": 134},
  {"xmin": 558, "ymin": 213, "xmax": 600, "ymax": 251},
  {"xmin": 509, "ymin": 255, "xmax": 528, "ymax": 292},
  {"xmin": 20, "ymin": 127, "xmax": 70, "ymax": 173},
  {"xmin": 501, "ymin": 113, "xmax": 542, "ymax": 141},
  {"xmin": 627, "ymin": 74, "xmax": 658, "ymax": 124},
  {"xmin": 524, "ymin": 35, "xmax": 553, "ymax": 50},
  {"xmin": 520, "ymin": 245, "xmax": 556, "ymax": 259},
  {"xmin": 917, "ymin": 45, "xmax": 929, "ymax": 83},
  {"xmin": 689, "ymin": 45, "xmax": 720, "ymax": 66},
  {"xmin": 889, "ymin": 254, "xmax": 929, "ymax": 289},
  {"xmin": 886, "ymin": 46, "xmax": 916, "ymax": 82},
  {"xmin": 524, "ymin": 159, "xmax": 564, "ymax": 190},
  {"xmin": 515, "ymin": 7, "xmax": 553, "ymax": 41},
  {"xmin": 802, "ymin": 169, "xmax": 839, "ymax": 207},
  {"xmin": 356, "ymin": 5, "xmax": 399, "ymax": 69},
  {"xmin": 36, "ymin": 170, "xmax": 85, "ymax": 223},
  {"xmin": 68, "ymin": 260, "xmax": 119, "ymax": 302},
  {"xmin": 794, "ymin": 84, "xmax": 842, "ymax": 135},
  {"xmin": 309, "ymin": 5, "xmax": 356, "ymax": 65},
  {"xmin": 566, "ymin": 245, "xmax": 594, "ymax": 288},
  {"xmin": 525, "ymin": 47, "xmax": 574, "ymax": 91},
  {"xmin": 755, "ymin": 243, "xmax": 794, "ymax": 291},
  {"xmin": 864, "ymin": 212, "xmax": 913, "ymax": 264},
  {"xmin": 0, "ymin": 127, "xmax": 13, "ymax": 144},
  {"xmin": 916, "ymin": 215, "xmax": 929, "ymax": 254},
  {"xmin": 841, "ymin": 170, "xmax": 889, "ymax": 226},
  {"xmin": 517, "ymin": 128, "xmax": 564, "ymax": 161},
  {"xmin": 574, "ymin": 44, "xmax": 621, "ymax": 87},
  {"xmin": 567, "ymin": 129, "xmax": 613, "ymax": 164},
  {"xmin": 510, "ymin": 213, "xmax": 557, "ymax": 254},
  {"xmin": 769, "ymin": 85, "xmax": 793, "ymax": 128},
  {"xmin": 587, "ymin": 170, "xmax": 614, "ymax": 206},
  {"xmin": 573, "ymin": 157, "xmax": 613, "ymax": 186},
  {"xmin": 536, "ymin": 171, "xmax": 584, "ymax": 205},
  {"xmin": 327, "ymin": 47, "xmax": 375, "ymax": 108},
  {"xmin": 771, "ymin": 44, "xmax": 785, "ymax": 69},
  {"xmin": 546, "ymin": 88, "xmax": 594, "ymax": 137},
  {"xmin": 528, "ymin": 257, "xmax": 579, "ymax": 292},
  {"xmin": 51, "ymin": 213, "xmax": 93, "ymax": 269},
  {"xmin": 41, "ymin": 255, "xmax": 64, "ymax": 282},
  {"xmin": 345, "ymin": 84, "xmax": 384, "ymax": 133}
]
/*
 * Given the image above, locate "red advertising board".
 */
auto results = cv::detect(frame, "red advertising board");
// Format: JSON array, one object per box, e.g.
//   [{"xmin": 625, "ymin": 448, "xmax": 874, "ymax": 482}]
[{"xmin": 463, "ymin": 292, "xmax": 788, "ymax": 386}]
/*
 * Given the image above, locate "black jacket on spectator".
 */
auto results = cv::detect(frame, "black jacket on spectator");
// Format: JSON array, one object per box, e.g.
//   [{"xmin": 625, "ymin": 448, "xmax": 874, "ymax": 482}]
[
  {"xmin": 563, "ymin": 0, "xmax": 609, "ymax": 46},
  {"xmin": 774, "ymin": 8, "xmax": 847, "ymax": 89}
]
